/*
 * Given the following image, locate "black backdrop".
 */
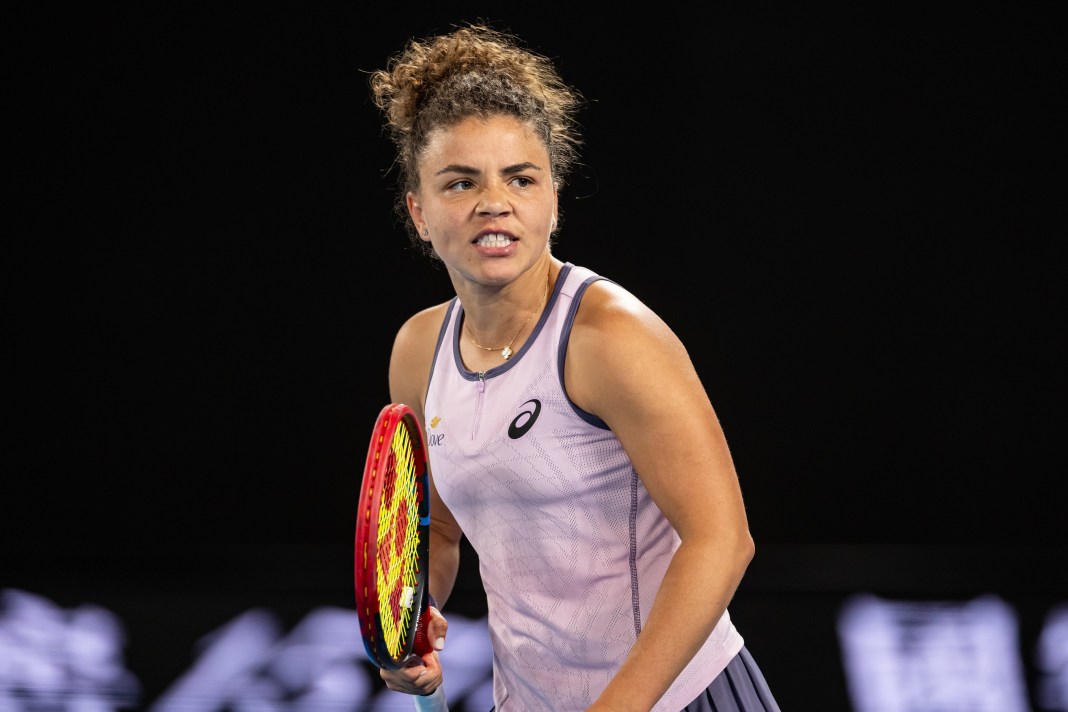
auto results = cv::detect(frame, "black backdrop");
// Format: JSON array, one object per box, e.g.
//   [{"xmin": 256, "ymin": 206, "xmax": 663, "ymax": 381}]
[{"xmin": 6, "ymin": 5, "xmax": 1065, "ymax": 710}]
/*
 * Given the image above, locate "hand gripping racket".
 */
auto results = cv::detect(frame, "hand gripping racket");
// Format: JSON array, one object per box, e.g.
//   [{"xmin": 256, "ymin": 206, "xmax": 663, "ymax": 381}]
[{"xmin": 354, "ymin": 403, "xmax": 448, "ymax": 712}]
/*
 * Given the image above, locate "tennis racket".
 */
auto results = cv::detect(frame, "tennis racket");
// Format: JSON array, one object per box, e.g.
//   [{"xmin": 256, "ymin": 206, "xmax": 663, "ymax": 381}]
[{"xmin": 354, "ymin": 403, "xmax": 448, "ymax": 712}]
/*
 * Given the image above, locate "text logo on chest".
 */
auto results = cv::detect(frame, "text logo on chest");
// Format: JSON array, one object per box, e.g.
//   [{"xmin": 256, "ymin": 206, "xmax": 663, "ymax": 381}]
[{"xmin": 426, "ymin": 415, "xmax": 445, "ymax": 446}]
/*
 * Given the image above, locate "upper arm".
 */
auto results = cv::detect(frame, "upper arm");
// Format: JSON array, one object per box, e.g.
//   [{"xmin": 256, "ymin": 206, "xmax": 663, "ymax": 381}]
[
  {"xmin": 387, "ymin": 302, "xmax": 465, "ymax": 548},
  {"xmin": 387, "ymin": 304, "xmax": 445, "ymax": 425},
  {"xmin": 564, "ymin": 283, "xmax": 752, "ymax": 545}
]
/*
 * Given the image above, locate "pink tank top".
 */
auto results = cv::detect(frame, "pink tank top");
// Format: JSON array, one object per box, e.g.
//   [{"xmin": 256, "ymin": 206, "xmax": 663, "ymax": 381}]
[{"xmin": 423, "ymin": 263, "xmax": 743, "ymax": 711}]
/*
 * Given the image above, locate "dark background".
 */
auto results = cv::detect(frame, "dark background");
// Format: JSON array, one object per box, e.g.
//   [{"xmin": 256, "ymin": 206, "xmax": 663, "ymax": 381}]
[{"xmin": 6, "ymin": 5, "xmax": 1064, "ymax": 710}]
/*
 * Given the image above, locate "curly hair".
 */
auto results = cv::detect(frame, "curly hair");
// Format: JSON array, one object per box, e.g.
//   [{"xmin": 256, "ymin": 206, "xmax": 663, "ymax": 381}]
[{"xmin": 368, "ymin": 23, "xmax": 584, "ymax": 256}]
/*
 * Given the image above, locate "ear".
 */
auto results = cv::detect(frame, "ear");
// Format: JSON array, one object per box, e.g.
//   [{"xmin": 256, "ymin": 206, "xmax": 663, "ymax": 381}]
[
  {"xmin": 406, "ymin": 192, "xmax": 430, "ymax": 241},
  {"xmin": 550, "ymin": 187, "xmax": 559, "ymax": 232}
]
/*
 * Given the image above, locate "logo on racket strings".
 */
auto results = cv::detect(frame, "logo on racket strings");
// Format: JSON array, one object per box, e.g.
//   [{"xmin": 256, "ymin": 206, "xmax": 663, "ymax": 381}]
[{"xmin": 374, "ymin": 425, "xmax": 422, "ymax": 657}]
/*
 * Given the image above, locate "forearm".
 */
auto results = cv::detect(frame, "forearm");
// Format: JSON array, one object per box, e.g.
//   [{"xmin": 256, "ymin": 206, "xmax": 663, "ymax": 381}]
[
  {"xmin": 428, "ymin": 525, "xmax": 462, "ymax": 608},
  {"xmin": 590, "ymin": 534, "xmax": 754, "ymax": 712}
]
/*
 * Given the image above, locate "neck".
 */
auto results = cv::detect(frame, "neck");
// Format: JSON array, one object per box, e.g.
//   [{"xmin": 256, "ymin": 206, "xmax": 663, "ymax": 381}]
[{"xmin": 462, "ymin": 269, "xmax": 552, "ymax": 360}]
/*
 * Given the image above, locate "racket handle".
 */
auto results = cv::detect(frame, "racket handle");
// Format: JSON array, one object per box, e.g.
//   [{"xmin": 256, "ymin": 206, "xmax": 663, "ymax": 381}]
[
  {"xmin": 413, "ymin": 604, "xmax": 436, "ymax": 655},
  {"xmin": 413, "ymin": 686, "xmax": 449, "ymax": 712}
]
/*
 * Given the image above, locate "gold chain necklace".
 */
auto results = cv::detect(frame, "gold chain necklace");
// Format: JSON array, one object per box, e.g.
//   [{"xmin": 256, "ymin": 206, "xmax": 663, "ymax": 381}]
[{"xmin": 465, "ymin": 274, "xmax": 550, "ymax": 360}]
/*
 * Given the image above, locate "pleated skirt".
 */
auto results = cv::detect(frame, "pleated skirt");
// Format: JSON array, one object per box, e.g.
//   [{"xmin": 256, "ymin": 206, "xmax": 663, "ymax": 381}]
[
  {"xmin": 682, "ymin": 646, "xmax": 780, "ymax": 712},
  {"xmin": 486, "ymin": 646, "xmax": 779, "ymax": 711}
]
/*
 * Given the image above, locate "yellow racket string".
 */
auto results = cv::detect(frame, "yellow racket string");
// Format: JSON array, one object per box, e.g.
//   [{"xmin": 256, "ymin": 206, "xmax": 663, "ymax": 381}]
[{"xmin": 375, "ymin": 423, "xmax": 423, "ymax": 658}]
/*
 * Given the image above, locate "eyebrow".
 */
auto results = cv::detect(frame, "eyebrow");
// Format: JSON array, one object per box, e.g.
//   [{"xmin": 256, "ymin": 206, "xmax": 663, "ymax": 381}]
[{"xmin": 434, "ymin": 162, "xmax": 544, "ymax": 177}]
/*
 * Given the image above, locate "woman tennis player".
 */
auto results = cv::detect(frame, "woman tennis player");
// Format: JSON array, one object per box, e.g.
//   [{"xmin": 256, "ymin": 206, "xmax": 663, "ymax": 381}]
[{"xmin": 366, "ymin": 22, "xmax": 781, "ymax": 712}]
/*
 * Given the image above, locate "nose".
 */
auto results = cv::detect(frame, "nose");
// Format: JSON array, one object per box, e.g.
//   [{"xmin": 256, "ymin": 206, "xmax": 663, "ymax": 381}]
[{"xmin": 475, "ymin": 180, "xmax": 512, "ymax": 217}]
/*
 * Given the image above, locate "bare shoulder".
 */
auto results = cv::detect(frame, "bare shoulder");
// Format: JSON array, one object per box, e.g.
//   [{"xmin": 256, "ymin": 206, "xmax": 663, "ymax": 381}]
[
  {"xmin": 389, "ymin": 301, "xmax": 452, "ymax": 416},
  {"xmin": 571, "ymin": 279, "xmax": 676, "ymax": 339},
  {"xmin": 565, "ymin": 279, "xmax": 705, "ymax": 422},
  {"xmin": 393, "ymin": 301, "xmax": 451, "ymax": 354}
]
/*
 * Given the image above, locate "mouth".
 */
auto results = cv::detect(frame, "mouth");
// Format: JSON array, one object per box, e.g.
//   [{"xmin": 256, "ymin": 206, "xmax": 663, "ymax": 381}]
[{"xmin": 473, "ymin": 233, "xmax": 515, "ymax": 248}]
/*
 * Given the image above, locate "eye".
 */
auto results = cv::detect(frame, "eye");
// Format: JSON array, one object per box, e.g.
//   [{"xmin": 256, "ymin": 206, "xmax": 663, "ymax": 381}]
[
  {"xmin": 511, "ymin": 176, "xmax": 534, "ymax": 189},
  {"xmin": 447, "ymin": 179, "xmax": 474, "ymax": 192}
]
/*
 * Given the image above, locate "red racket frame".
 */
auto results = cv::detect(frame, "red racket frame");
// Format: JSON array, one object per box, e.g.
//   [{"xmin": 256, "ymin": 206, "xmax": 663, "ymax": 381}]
[{"xmin": 354, "ymin": 403, "xmax": 434, "ymax": 669}]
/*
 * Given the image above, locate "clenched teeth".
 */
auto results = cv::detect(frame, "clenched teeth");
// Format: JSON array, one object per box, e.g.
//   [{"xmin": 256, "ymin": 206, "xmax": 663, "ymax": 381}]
[{"xmin": 475, "ymin": 234, "xmax": 513, "ymax": 247}]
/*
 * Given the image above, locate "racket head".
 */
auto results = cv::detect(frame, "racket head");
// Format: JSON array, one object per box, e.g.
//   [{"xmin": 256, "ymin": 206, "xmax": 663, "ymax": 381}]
[{"xmin": 354, "ymin": 403, "xmax": 433, "ymax": 670}]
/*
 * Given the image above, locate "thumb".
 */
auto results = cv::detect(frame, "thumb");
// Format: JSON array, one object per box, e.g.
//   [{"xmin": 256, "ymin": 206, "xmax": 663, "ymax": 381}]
[{"xmin": 428, "ymin": 605, "xmax": 448, "ymax": 650}]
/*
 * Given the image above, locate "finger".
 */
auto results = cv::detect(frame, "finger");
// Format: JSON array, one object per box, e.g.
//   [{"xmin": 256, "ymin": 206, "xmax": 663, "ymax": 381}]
[
  {"xmin": 382, "ymin": 676, "xmax": 432, "ymax": 695},
  {"xmin": 381, "ymin": 663, "xmax": 424, "ymax": 687},
  {"xmin": 381, "ymin": 660, "xmax": 442, "ymax": 696},
  {"xmin": 427, "ymin": 607, "xmax": 448, "ymax": 650}
]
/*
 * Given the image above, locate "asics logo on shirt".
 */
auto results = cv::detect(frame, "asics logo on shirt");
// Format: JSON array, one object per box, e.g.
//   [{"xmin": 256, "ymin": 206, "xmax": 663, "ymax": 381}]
[{"xmin": 507, "ymin": 399, "xmax": 542, "ymax": 439}]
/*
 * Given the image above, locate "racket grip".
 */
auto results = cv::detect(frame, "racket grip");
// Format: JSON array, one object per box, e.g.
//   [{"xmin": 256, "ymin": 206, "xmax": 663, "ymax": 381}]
[
  {"xmin": 412, "ymin": 603, "xmax": 435, "ymax": 655},
  {"xmin": 413, "ymin": 687, "xmax": 449, "ymax": 712}
]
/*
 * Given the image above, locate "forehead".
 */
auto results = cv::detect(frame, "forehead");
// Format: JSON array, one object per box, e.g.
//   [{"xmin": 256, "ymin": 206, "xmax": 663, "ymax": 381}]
[{"xmin": 420, "ymin": 114, "xmax": 549, "ymax": 168}]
